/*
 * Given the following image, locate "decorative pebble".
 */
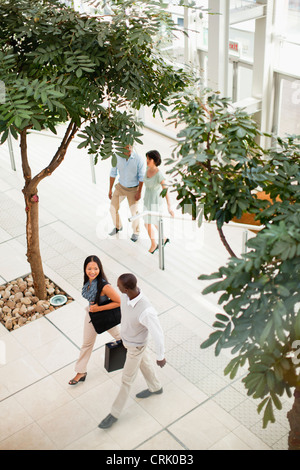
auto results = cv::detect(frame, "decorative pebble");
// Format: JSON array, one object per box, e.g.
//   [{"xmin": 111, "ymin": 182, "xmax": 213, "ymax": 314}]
[{"xmin": 0, "ymin": 275, "xmax": 73, "ymax": 331}]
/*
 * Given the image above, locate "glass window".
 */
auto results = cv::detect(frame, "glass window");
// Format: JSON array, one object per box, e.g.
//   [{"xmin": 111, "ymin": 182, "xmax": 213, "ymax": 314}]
[
  {"xmin": 274, "ymin": 0, "xmax": 300, "ymax": 75},
  {"xmin": 289, "ymin": 0, "xmax": 300, "ymax": 12},
  {"xmin": 279, "ymin": 78, "xmax": 300, "ymax": 137}
]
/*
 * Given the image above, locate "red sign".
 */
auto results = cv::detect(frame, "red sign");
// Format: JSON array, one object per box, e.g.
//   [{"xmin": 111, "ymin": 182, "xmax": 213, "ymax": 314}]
[{"xmin": 229, "ymin": 40, "xmax": 239, "ymax": 54}]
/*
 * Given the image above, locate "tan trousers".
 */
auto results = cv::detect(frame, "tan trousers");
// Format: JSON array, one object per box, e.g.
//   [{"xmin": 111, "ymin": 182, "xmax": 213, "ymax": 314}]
[
  {"xmin": 75, "ymin": 308, "xmax": 121, "ymax": 373},
  {"xmin": 110, "ymin": 183, "xmax": 140, "ymax": 235},
  {"xmin": 111, "ymin": 344, "xmax": 162, "ymax": 419}
]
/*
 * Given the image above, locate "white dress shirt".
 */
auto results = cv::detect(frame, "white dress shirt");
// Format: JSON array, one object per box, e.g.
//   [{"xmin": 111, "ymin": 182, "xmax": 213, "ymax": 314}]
[{"xmin": 124, "ymin": 291, "xmax": 165, "ymax": 361}]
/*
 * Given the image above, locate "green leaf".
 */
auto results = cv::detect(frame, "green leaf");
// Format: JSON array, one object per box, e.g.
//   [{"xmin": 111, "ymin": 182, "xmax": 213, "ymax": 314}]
[
  {"xmin": 229, "ymin": 361, "xmax": 240, "ymax": 379},
  {"xmin": 0, "ymin": 129, "xmax": 9, "ymax": 144},
  {"xmin": 263, "ymin": 399, "xmax": 275, "ymax": 428},
  {"xmin": 270, "ymin": 391, "xmax": 282, "ymax": 411},
  {"xmin": 257, "ymin": 397, "xmax": 269, "ymax": 414},
  {"xmin": 77, "ymin": 140, "xmax": 88, "ymax": 149},
  {"xmin": 200, "ymin": 330, "xmax": 222, "ymax": 349},
  {"xmin": 111, "ymin": 154, "xmax": 117, "ymax": 168},
  {"xmin": 236, "ymin": 127, "xmax": 247, "ymax": 138},
  {"xmin": 212, "ymin": 321, "xmax": 226, "ymax": 329},
  {"xmin": 215, "ymin": 313, "xmax": 230, "ymax": 322},
  {"xmin": 253, "ymin": 375, "xmax": 267, "ymax": 398},
  {"xmin": 260, "ymin": 320, "xmax": 274, "ymax": 346},
  {"xmin": 224, "ymin": 358, "xmax": 238, "ymax": 377},
  {"xmin": 276, "ymin": 285, "xmax": 290, "ymax": 297},
  {"xmin": 266, "ymin": 370, "xmax": 275, "ymax": 391},
  {"xmin": 32, "ymin": 117, "xmax": 42, "ymax": 130}
]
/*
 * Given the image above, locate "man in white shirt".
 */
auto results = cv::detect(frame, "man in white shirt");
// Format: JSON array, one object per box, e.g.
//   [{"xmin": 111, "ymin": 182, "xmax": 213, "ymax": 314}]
[
  {"xmin": 109, "ymin": 145, "xmax": 145, "ymax": 242},
  {"xmin": 99, "ymin": 273, "xmax": 166, "ymax": 429}
]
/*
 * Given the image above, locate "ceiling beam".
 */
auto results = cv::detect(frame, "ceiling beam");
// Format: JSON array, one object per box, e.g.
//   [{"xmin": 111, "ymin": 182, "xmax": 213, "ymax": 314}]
[{"xmin": 230, "ymin": 4, "xmax": 267, "ymax": 25}]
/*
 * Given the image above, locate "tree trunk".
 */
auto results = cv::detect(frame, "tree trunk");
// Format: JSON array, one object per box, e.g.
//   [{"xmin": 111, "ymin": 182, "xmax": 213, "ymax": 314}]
[
  {"xmin": 19, "ymin": 122, "xmax": 78, "ymax": 300},
  {"xmin": 217, "ymin": 225, "xmax": 237, "ymax": 258},
  {"xmin": 23, "ymin": 187, "xmax": 47, "ymax": 299},
  {"xmin": 19, "ymin": 128, "xmax": 45, "ymax": 299},
  {"xmin": 287, "ymin": 389, "xmax": 300, "ymax": 450}
]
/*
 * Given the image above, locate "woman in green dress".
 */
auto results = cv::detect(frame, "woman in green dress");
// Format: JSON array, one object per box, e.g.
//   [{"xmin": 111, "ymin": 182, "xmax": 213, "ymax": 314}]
[{"xmin": 143, "ymin": 150, "xmax": 174, "ymax": 253}]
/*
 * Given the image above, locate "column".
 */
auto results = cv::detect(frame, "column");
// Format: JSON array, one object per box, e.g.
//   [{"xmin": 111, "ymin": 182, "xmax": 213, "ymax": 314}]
[
  {"xmin": 207, "ymin": 0, "xmax": 230, "ymax": 96},
  {"xmin": 252, "ymin": 0, "xmax": 275, "ymax": 146}
]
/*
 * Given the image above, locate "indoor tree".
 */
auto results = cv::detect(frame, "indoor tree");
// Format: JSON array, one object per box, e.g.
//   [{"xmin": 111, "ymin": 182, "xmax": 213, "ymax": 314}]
[
  {"xmin": 0, "ymin": 0, "xmax": 189, "ymax": 298},
  {"xmin": 166, "ymin": 88, "xmax": 269, "ymax": 257},
  {"xmin": 199, "ymin": 135, "xmax": 300, "ymax": 449},
  {"xmin": 167, "ymin": 86, "xmax": 300, "ymax": 446}
]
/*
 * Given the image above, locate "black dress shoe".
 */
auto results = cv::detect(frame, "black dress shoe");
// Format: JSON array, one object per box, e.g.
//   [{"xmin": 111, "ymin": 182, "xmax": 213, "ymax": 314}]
[
  {"xmin": 136, "ymin": 388, "xmax": 163, "ymax": 399},
  {"xmin": 98, "ymin": 413, "xmax": 118, "ymax": 429},
  {"xmin": 109, "ymin": 227, "xmax": 123, "ymax": 236}
]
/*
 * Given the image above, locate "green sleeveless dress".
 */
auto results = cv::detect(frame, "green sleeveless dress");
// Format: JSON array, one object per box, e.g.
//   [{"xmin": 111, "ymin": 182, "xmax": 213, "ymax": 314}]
[{"xmin": 143, "ymin": 170, "xmax": 165, "ymax": 224}]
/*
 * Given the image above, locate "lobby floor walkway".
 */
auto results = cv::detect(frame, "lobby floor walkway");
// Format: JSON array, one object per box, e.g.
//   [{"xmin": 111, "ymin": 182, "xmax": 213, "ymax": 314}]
[{"xmin": 0, "ymin": 125, "xmax": 292, "ymax": 450}]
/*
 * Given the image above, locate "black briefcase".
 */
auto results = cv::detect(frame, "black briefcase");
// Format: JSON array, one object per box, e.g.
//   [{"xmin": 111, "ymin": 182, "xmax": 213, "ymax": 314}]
[{"xmin": 104, "ymin": 340, "xmax": 127, "ymax": 372}]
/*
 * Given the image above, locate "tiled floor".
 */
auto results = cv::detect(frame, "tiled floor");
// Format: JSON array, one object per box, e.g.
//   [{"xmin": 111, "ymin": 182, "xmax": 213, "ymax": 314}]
[{"xmin": 0, "ymin": 125, "xmax": 292, "ymax": 450}]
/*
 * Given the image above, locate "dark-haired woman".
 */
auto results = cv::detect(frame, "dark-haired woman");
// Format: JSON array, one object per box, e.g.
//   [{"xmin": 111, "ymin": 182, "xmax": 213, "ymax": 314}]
[
  {"xmin": 69, "ymin": 255, "xmax": 121, "ymax": 385},
  {"xmin": 144, "ymin": 150, "xmax": 174, "ymax": 254}
]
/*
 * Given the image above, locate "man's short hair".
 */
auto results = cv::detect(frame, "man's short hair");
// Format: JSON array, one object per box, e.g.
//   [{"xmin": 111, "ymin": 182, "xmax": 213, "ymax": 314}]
[{"xmin": 118, "ymin": 273, "xmax": 137, "ymax": 290}]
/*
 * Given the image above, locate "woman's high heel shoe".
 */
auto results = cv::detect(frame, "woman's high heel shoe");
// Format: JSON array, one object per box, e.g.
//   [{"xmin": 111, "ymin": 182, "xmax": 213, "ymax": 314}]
[{"xmin": 69, "ymin": 373, "xmax": 87, "ymax": 385}]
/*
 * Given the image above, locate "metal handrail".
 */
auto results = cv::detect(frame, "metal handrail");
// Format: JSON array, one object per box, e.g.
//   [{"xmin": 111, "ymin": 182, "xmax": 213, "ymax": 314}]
[
  {"xmin": 129, "ymin": 211, "xmax": 188, "ymax": 270},
  {"xmin": 7, "ymin": 131, "xmax": 16, "ymax": 171},
  {"xmin": 129, "ymin": 210, "xmax": 187, "ymax": 222},
  {"xmin": 129, "ymin": 210, "xmax": 264, "ymax": 267},
  {"xmin": 226, "ymin": 220, "xmax": 264, "ymax": 254}
]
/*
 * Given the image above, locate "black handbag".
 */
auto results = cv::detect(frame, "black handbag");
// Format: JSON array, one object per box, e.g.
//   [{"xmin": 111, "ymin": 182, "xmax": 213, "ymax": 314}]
[
  {"xmin": 89, "ymin": 299, "xmax": 121, "ymax": 334},
  {"xmin": 104, "ymin": 340, "xmax": 127, "ymax": 372}
]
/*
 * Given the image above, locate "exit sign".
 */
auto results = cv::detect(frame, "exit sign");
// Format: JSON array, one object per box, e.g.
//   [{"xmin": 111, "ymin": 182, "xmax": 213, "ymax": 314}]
[{"xmin": 229, "ymin": 40, "xmax": 240, "ymax": 55}]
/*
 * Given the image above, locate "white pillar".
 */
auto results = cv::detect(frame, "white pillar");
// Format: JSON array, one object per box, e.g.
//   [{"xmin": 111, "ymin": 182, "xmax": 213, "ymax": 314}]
[
  {"xmin": 273, "ymin": 0, "xmax": 289, "ymax": 39},
  {"xmin": 184, "ymin": 4, "xmax": 190, "ymax": 65},
  {"xmin": 207, "ymin": 0, "xmax": 230, "ymax": 96},
  {"xmin": 252, "ymin": 0, "xmax": 275, "ymax": 146}
]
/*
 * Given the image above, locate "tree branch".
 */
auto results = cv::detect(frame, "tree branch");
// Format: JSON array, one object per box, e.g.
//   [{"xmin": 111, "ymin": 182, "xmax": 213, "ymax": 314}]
[
  {"xmin": 30, "ymin": 121, "xmax": 78, "ymax": 188},
  {"xmin": 217, "ymin": 225, "xmax": 237, "ymax": 258},
  {"xmin": 20, "ymin": 128, "xmax": 32, "ymax": 185},
  {"xmin": 205, "ymin": 127, "xmax": 237, "ymax": 259}
]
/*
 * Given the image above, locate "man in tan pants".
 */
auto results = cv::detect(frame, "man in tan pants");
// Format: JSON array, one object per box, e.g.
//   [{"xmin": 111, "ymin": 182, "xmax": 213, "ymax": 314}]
[
  {"xmin": 98, "ymin": 273, "xmax": 166, "ymax": 429},
  {"xmin": 109, "ymin": 146, "xmax": 145, "ymax": 242}
]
